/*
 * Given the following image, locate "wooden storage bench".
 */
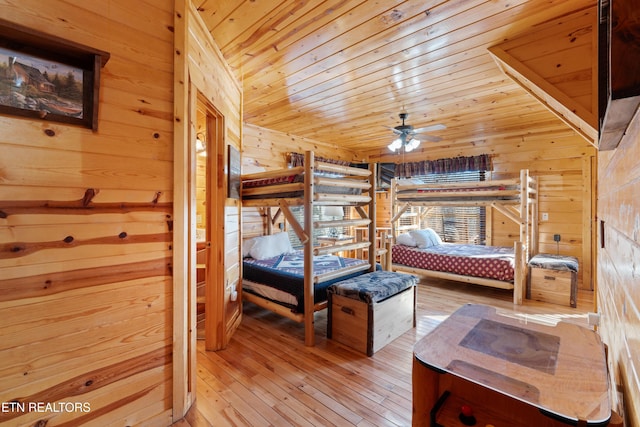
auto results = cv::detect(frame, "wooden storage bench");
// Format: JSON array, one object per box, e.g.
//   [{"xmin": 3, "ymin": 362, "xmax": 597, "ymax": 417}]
[
  {"xmin": 527, "ymin": 254, "xmax": 579, "ymax": 307},
  {"xmin": 327, "ymin": 271, "xmax": 418, "ymax": 356}
]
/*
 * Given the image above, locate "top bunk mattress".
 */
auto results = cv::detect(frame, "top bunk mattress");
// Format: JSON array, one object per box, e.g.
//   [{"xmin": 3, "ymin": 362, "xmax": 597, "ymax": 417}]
[
  {"xmin": 394, "ymin": 182, "xmax": 520, "ymax": 203},
  {"xmin": 242, "ymin": 171, "xmax": 361, "ymax": 199}
]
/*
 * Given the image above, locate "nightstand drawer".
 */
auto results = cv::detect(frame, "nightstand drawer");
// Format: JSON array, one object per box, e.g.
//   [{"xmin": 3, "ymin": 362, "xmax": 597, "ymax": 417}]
[{"xmin": 528, "ymin": 267, "xmax": 576, "ymax": 307}]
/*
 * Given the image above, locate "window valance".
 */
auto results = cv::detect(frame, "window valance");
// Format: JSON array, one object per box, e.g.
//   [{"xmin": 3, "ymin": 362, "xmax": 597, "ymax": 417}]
[
  {"xmin": 288, "ymin": 152, "xmax": 351, "ymax": 167},
  {"xmin": 396, "ymin": 154, "xmax": 492, "ymax": 178}
]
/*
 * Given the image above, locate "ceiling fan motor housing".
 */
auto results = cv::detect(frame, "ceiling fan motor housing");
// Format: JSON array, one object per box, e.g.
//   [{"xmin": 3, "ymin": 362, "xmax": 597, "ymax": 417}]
[{"xmin": 395, "ymin": 113, "xmax": 414, "ymax": 134}]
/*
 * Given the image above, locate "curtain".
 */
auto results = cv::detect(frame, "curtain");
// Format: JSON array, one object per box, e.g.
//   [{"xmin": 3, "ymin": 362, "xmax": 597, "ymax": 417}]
[
  {"xmin": 288, "ymin": 152, "xmax": 351, "ymax": 167},
  {"xmin": 395, "ymin": 154, "xmax": 491, "ymax": 178}
]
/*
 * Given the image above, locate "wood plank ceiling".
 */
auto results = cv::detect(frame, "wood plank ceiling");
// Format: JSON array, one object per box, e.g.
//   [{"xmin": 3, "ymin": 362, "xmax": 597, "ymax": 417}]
[{"xmin": 195, "ymin": 0, "xmax": 596, "ymax": 160}]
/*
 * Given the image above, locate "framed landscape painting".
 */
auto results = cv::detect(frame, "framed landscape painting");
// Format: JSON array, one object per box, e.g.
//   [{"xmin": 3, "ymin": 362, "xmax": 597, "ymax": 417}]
[{"xmin": 0, "ymin": 19, "xmax": 109, "ymax": 130}]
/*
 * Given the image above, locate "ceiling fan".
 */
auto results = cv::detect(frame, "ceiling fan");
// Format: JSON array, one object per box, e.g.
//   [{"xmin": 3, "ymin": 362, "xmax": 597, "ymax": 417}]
[{"xmin": 386, "ymin": 112, "xmax": 446, "ymax": 152}]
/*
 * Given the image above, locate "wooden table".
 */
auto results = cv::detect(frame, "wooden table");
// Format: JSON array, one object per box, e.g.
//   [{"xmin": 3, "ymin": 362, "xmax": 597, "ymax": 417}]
[
  {"xmin": 317, "ymin": 234, "xmax": 354, "ymax": 246},
  {"xmin": 317, "ymin": 235, "xmax": 354, "ymax": 257},
  {"xmin": 413, "ymin": 304, "xmax": 613, "ymax": 427}
]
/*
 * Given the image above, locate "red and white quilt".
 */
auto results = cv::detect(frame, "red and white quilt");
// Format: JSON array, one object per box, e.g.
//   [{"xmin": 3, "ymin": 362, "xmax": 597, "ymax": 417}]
[{"xmin": 392, "ymin": 243, "xmax": 515, "ymax": 282}]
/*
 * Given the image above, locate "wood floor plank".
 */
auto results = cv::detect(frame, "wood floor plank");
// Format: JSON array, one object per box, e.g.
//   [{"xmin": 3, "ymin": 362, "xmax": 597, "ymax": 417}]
[{"xmin": 177, "ymin": 278, "xmax": 593, "ymax": 426}]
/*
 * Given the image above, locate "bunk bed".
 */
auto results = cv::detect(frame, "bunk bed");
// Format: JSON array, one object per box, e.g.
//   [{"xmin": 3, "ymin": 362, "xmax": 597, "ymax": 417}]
[
  {"xmin": 388, "ymin": 169, "xmax": 538, "ymax": 304},
  {"xmin": 241, "ymin": 151, "xmax": 378, "ymax": 346}
]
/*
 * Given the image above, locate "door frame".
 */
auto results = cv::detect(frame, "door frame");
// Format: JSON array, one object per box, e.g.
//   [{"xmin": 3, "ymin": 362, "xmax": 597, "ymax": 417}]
[
  {"xmin": 198, "ymin": 94, "xmax": 228, "ymax": 351},
  {"xmin": 172, "ymin": 1, "xmax": 243, "ymax": 418}
]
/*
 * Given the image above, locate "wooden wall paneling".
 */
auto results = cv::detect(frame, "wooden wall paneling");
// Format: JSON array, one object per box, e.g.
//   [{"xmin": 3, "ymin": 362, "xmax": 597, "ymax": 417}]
[
  {"xmin": 491, "ymin": 136, "xmax": 594, "ymax": 290},
  {"xmin": 0, "ymin": 118, "xmax": 174, "ymax": 163},
  {"xmin": 369, "ymin": 117, "xmax": 580, "ymax": 164},
  {"xmin": 0, "ymin": 194, "xmax": 172, "ymax": 229},
  {"xmin": 225, "ymin": 201, "xmax": 241, "ymax": 327},
  {"xmin": 196, "ymin": 156, "xmax": 207, "ymax": 228},
  {"xmin": 0, "ymin": 280, "xmax": 171, "ymax": 390},
  {"xmin": 0, "ymin": 2, "xmax": 177, "ymax": 426},
  {"xmin": 173, "ymin": 0, "xmax": 193, "ymax": 419},
  {"xmin": 242, "ymin": 123, "xmax": 359, "ymax": 170},
  {"xmin": 0, "ymin": 234, "xmax": 170, "ymax": 271},
  {"xmin": 242, "ymin": 208, "xmax": 267, "ymax": 240},
  {"xmin": 376, "ymin": 192, "xmax": 392, "ymax": 228},
  {"xmin": 597, "ymin": 103, "xmax": 640, "ymax": 424},
  {"xmin": 582, "ymin": 155, "xmax": 595, "ymax": 291},
  {"xmin": 489, "ymin": 48, "xmax": 597, "ymax": 145},
  {"xmin": 493, "ymin": 8, "xmax": 596, "ymax": 110},
  {"xmin": 0, "ymin": 144, "xmax": 172, "ymax": 191}
]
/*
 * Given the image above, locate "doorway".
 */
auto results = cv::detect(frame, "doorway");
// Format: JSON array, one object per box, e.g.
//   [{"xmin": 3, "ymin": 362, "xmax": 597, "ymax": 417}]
[
  {"xmin": 192, "ymin": 93, "xmax": 242, "ymax": 351},
  {"xmin": 194, "ymin": 104, "xmax": 208, "ymax": 341},
  {"xmin": 194, "ymin": 95, "xmax": 225, "ymax": 351}
]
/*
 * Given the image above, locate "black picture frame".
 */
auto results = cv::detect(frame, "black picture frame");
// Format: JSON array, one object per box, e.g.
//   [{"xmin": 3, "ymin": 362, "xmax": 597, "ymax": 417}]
[
  {"xmin": 0, "ymin": 18, "xmax": 109, "ymax": 130},
  {"xmin": 228, "ymin": 144, "xmax": 241, "ymax": 199}
]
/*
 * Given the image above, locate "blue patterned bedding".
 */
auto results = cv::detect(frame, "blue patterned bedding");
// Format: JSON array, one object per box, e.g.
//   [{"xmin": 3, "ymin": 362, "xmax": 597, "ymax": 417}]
[
  {"xmin": 328, "ymin": 271, "xmax": 418, "ymax": 304},
  {"xmin": 528, "ymin": 254, "xmax": 579, "ymax": 272},
  {"xmin": 243, "ymin": 250, "xmax": 374, "ymax": 313}
]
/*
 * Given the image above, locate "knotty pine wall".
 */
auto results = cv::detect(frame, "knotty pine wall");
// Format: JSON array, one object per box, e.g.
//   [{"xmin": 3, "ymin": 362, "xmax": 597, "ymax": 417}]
[
  {"xmin": 597, "ymin": 107, "xmax": 640, "ymax": 426},
  {"xmin": 490, "ymin": 134, "xmax": 596, "ymax": 291},
  {"xmin": 0, "ymin": 1, "xmax": 176, "ymax": 426}
]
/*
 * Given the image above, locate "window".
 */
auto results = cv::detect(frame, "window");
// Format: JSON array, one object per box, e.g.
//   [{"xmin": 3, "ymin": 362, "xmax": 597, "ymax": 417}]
[
  {"xmin": 286, "ymin": 205, "xmax": 348, "ymax": 248},
  {"xmin": 412, "ymin": 170, "xmax": 487, "ymax": 244}
]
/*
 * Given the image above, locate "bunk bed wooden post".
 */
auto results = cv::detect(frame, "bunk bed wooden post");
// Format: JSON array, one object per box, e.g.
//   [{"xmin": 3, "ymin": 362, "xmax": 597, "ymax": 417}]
[
  {"xmin": 519, "ymin": 169, "xmax": 529, "ymax": 260},
  {"xmin": 390, "ymin": 178, "xmax": 397, "ymax": 240},
  {"xmin": 516, "ymin": 169, "xmax": 530, "ymax": 304},
  {"xmin": 531, "ymin": 174, "xmax": 539, "ymax": 256},
  {"xmin": 384, "ymin": 237, "xmax": 393, "ymax": 271},
  {"xmin": 368, "ymin": 162, "xmax": 377, "ymax": 272},
  {"xmin": 513, "ymin": 241, "xmax": 525, "ymax": 304},
  {"xmin": 278, "ymin": 199, "xmax": 309, "ymax": 244},
  {"xmin": 266, "ymin": 207, "xmax": 273, "ymax": 235},
  {"xmin": 303, "ymin": 150, "xmax": 315, "ymax": 346}
]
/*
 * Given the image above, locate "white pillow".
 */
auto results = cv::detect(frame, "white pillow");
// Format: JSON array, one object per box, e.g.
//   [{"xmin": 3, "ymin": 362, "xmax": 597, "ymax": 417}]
[
  {"xmin": 427, "ymin": 228, "xmax": 443, "ymax": 245},
  {"xmin": 396, "ymin": 233, "xmax": 417, "ymax": 247},
  {"xmin": 248, "ymin": 232, "xmax": 294, "ymax": 260},
  {"xmin": 242, "ymin": 237, "xmax": 258, "ymax": 258},
  {"xmin": 409, "ymin": 228, "xmax": 442, "ymax": 249}
]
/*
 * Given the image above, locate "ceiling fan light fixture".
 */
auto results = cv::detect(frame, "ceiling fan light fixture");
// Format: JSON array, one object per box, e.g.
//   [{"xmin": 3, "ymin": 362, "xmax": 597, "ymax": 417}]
[
  {"xmin": 405, "ymin": 138, "xmax": 420, "ymax": 152},
  {"xmin": 386, "ymin": 111, "xmax": 443, "ymax": 152},
  {"xmin": 388, "ymin": 138, "xmax": 402, "ymax": 152}
]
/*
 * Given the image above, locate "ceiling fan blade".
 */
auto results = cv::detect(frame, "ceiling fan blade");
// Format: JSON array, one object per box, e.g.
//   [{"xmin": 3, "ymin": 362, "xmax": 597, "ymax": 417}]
[
  {"xmin": 412, "ymin": 123, "xmax": 446, "ymax": 133},
  {"xmin": 419, "ymin": 134, "xmax": 442, "ymax": 142},
  {"xmin": 383, "ymin": 125, "xmax": 403, "ymax": 135}
]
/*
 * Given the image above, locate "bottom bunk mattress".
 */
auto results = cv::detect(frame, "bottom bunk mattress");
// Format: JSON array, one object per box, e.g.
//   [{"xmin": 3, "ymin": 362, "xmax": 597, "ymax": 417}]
[
  {"xmin": 392, "ymin": 243, "xmax": 515, "ymax": 282},
  {"xmin": 243, "ymin": 250, "xmax": 374, "ymax": 313}
]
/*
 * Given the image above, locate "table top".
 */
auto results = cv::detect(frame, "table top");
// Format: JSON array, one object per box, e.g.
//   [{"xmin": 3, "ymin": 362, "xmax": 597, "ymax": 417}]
[
  {"xmin": 317, "ymin": 235, "xmax": 353, "ymax": 242},
  {"xmin": 414, "ymin": 304, "xmax": 611, "ymax": 424}
]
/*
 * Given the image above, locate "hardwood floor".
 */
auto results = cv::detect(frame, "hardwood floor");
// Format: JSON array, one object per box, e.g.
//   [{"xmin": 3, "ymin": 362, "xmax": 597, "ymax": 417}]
[{"xmin": 177, "ymin": 278, "xmax": 594, "ymax": 426}]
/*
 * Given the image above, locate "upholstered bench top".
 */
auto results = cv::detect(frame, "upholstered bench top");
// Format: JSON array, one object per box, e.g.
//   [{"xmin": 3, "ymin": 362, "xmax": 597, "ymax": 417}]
[
  {"xmin": 528, "ymin": 253, "xmax": 579, "ymax": 273},
  {"xmin": 327, "ymin": 271, "xmax": 418, "ymax": 304}
]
